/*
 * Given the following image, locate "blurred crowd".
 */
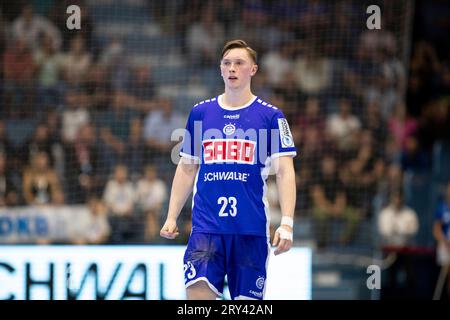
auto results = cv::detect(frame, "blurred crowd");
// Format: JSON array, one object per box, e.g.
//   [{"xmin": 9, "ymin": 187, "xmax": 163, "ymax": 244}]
[{"xmin": 0, "ymin": 0, "xmax": 449, "ymax": 248}]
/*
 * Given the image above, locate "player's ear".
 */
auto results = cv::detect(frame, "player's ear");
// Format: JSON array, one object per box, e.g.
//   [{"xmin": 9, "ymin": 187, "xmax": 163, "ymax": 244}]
[{"xmin": 251, "ymin": 64, "xmax": 258, "ymax": 76}]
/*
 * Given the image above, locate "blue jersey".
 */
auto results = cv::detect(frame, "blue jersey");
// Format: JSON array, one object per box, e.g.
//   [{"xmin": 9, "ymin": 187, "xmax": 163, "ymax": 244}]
[
  {"xmin": 180, "ymin": 95, "xmax": 296, "ymax": 237},
  {"xmin": 435, "ymin": 200, "xmax": 450, "ymax": 240}
]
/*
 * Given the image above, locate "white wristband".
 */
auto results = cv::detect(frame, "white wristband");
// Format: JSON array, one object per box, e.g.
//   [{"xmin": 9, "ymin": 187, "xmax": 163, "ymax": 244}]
[{"xmin": 280, "ymin": 216, "xmax": 294, "ymax": 228}]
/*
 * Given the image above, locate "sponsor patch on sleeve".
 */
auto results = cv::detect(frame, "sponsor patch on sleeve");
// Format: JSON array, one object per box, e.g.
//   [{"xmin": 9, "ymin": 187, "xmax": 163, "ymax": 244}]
[{"xmin": 277, "ymin": 118, "xmax": 294, "ymax": 148}]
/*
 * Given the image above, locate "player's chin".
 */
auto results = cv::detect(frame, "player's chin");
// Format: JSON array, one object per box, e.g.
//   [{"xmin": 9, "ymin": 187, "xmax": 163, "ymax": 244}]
[{"xmin": 226, "ymin": 80, "xmax": 240, "ymax": 87}]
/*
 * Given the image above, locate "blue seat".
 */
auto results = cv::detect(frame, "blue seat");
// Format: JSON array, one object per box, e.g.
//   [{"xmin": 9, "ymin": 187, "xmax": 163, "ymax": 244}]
[{"xmin": 89, "ymin": 2, "xmax": 151, "ymax": 24}]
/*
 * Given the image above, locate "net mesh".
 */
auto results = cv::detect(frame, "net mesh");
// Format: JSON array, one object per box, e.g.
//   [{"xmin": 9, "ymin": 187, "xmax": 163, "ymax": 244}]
[{"xmin": 0, "ymin": 0, "xmax": 414, "ymax": 249}]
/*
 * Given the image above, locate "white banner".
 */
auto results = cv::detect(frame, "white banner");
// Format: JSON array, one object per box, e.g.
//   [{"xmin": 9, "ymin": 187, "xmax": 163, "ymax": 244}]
[
  {"xmin": 0, "ymin": 206, "xmax": 92, "ymax": 243},
  {"xmin": 0, "ymin": 246, "xmax": 311, "ymax": 300}
]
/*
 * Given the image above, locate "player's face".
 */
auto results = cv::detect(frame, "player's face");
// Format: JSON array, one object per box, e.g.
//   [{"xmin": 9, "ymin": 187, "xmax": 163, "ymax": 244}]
[{"xmin": 220, "ymin": 48, "xmax": 257, "ymax": 89}]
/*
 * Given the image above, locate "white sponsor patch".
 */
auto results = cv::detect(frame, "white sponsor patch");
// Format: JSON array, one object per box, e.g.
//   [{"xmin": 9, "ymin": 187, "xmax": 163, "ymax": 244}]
[{"xmin": 277, "ymin": 118, "xmax": 294, "ymax": 147}]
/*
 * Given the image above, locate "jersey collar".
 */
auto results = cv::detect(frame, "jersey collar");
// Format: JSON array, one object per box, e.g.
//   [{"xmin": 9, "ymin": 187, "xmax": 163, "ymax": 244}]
[{"xmin": 217, "ymin": 94, "xmax": 257, "ymax": 111}]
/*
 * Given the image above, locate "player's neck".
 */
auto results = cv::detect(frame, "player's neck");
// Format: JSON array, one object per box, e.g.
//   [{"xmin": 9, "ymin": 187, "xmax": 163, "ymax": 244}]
[{"xmin": 222, "ymin": 88, "xmax": 255, "ymax": 109}]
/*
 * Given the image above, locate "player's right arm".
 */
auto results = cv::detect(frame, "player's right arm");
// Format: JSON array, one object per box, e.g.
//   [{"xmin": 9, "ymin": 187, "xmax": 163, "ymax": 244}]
[
  {"xmin": 160, "ymin": 157, "xmax": 199, "ymax": 239},
  {"xmin": 433, "ymin": 221, "xmax": 450, "ymax": 249}
]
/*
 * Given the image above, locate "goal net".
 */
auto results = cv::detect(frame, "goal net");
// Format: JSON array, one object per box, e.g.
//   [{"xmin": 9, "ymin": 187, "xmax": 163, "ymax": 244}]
[{"xmin": 0, "ymin": 0, "xmax": 414, "ymax": 249}]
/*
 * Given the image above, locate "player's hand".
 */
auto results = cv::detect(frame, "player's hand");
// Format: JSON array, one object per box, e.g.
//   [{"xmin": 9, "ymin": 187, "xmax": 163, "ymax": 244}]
[
  {"xmin": 272, "ymin": 225, "xmax": 293, "ymax": 256},
  {"xmin": 160, "ymin": 218, "xmax": 179, "ymax": 239}
]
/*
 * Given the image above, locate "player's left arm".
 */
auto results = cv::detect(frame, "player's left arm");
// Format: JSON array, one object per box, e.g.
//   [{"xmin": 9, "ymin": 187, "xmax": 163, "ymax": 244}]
[{"xmin": 272, "ymin": 155, "xmax": 296, "ymax": 255}]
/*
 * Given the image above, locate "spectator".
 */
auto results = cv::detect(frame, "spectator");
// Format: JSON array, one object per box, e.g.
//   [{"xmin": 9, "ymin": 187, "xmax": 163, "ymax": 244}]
[
  {"xmin": 381, "ymin": 43, "xmax": 406, "ymax": 99},
  {"xmin": 125, "ymin": 119, "xmax": 147, "ymax": 179},
  {"xmin": 22, "ymin": 151, "xmax": 64, "ymax": 205},
  {"xmin": 363, "ymin": 41, "xmax": 406, "ymax": 119},
  {"xmin": 295, "ymin": 97, "xmax": 325, "ymax": 144},
  {"xmin": 0, "ymin": 153, "xmax": 19, "ymax": 206},
  {"xmin": 103, "ymin": 164, "xmax": 139, "ymax": 243},
  {"xmin": 375, "ymin": 163, "xmax": 402, "ymax": 208},
  {"xmin": 357, "ymin": 130, "xmax": 379, "ymax": 167},
  {"xmin": 388, "ymin": 101, "xmax": 418, "ymax": 151},
  {"xmin": 45, "ymin": 109, "xmax": 63, "ymax": 145},
  {"xmin": 358, "ymin": 29, "xmax": 396, "ymax": 63},
  {"xmin": 326, "ymin": 98, "xmax": 361, "ymax": 152},
  {"xmin": 400, "ymin": 136, "xmax": 430, "ymax": 173},
  {"xmin": 364, "ymin": 70, "xmax": 399, "ymax": 120},
  {"xmin": 21, "ymin": 122, "xmax": 55, "ymax": 166},
  {"xmin": 64, "ymin": 123, "xmax": 100, "ymax": 204},
  {"xmin": 433, "ymin": 181, "xmax": 450, "ymax": 299},
  {"xmin": 355, "ymin": 132, "xmax": 385, "ymax": 216},
  {"xmin": 3, "ymin": 38, "xmax": 36, "ymax": 117},
  {"xmin": 409, "ymin": 41, "xmax": 440, "ymax": 85},
  {"xmin": 61, "ymin": 89, "xmax": 90, "ymax": 144},
  {"xmin": 340, "ymin": 158, "xmax": 371, "ymax": 217},
  {"xmin": 0, "ymin": 119, "xmax": 14, "ymax": 158},
  {"xmin": 325, "ymin": 2, "xmax": 358, "ymax": 58},
  {"xmin": 143, "ymin": 99, "xmax": 185, "ymax": 162},
  {"xmin": 293, "ymin": 47, "xmax": 332, "ymax": 95},
  {"xmin": 261, "ymin": 41, "xmax": 295, "ymax": 88},
  {"xmin": 98, "ymin": 90, "xmax": 139, "ymax": 172},
  {"xmin": 186, "ymin": 5, "xmax": 224, "ymax": 65},
  {"xmin": 417, "ymin": 99, "xmax": 450, "ymax": 151},
  {"xmin": 98, "ymin": 39, "xmax": 130, "ymax": 92},
  {"xmin": 126, "ymin": 65, "xmax": 157, "ymax": 111},
  {"xmin": 136, "ymin": 165, "xmax": 168, "ymax": 242},
  {"xmin": 362, "ymin": 100, "xmax": 387, "ymax": 153},
  {"xmin": 408, "ymin": 41, "xmax": 442, "ymax": 117},
  {"xmin": 343, "ymin": 44, "xmax": 380, "ymax": 100},
  {"xmin": 11, "ymin": 3, "xmax": 61, "ymax": 52},
  {"xmin": 299, "ymin": 126, "xmax": 328, "ymax": 173},
  {"xmin": 0, "ymin": 120, "xmax": 22, "ymax": 196},
  {"xmin": 33, "ymin": 32, "xmax": 64, "ymax": 106},
  {"xmin": 274, "ymin": 69, "xmax": 303, "ymax": 105},
  {"xmin": 84, "ymin": 63, "xmax": 111, "ymax": 111},
  {"xmin": 61, "ymin": 35, "xmax": 91, "ymax": 86},
  {"xmin": 84, "ymin": 196, "xmax": 110, "ymax": 245},
  {"xmin": 227, "ymin": 1, "xmax": 280, "ymax": 51},
  {"xmin": 378, "ymin": 191, "xmax": 419, "ymax": 247},
  {"xmin": 311, "ymin": 156, "xmax": 360, "ymax": 248},
  {"xmin": 44, "ymin": 109, "xmax": 65, "ymax": 182}
]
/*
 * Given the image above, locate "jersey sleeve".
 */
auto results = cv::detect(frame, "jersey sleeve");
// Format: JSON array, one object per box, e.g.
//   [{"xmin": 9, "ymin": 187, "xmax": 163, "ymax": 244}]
[
  {"xmin": 269, "ymin": 109, "xmax": 297, "ymax": 158},
  {"xmin": 179, "ymin": 109, "xmax": 201, "ymax": 161},
  {"xmin": 434, "ymin": 202, "xmax": 444, "ymax": 221}
]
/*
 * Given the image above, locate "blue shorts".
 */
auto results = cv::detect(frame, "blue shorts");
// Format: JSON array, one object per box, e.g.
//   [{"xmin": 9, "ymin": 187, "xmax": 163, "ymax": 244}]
[{"xmin": 183, "ymin": 232, "xmax": 270, "ymax": 300}]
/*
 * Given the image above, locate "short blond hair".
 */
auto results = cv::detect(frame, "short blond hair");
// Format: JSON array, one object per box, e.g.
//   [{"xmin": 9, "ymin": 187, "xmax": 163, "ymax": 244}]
[{"xmin": 221, "ymin": 40, "xmax": 257, "ymax": 64}]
